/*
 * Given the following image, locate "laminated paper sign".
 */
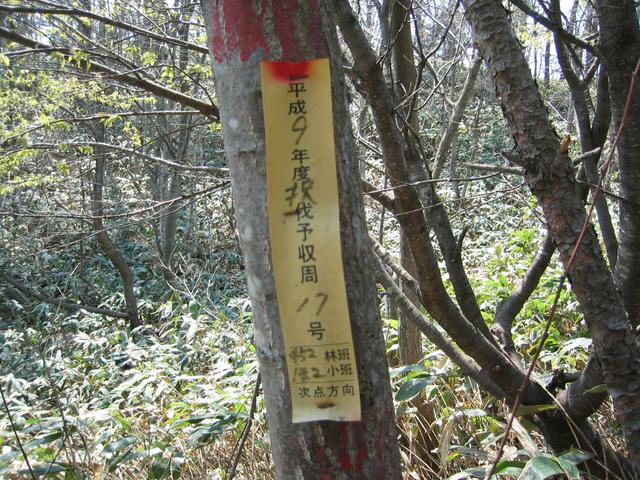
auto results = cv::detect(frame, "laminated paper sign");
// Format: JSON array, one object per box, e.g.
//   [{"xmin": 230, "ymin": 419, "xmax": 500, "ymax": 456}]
[{"xmin": 261, "ymin": 58, "xmax": 361, "ymax": 423}]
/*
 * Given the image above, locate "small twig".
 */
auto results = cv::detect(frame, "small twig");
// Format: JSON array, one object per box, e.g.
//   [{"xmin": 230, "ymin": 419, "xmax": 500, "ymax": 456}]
[
  {"xmin": 0, "ymin": 382, "xmax": 36, "ymax": 480},
  {"xmin": 225, "ymin": 373, "xmax": 261, "ymax": 480}
]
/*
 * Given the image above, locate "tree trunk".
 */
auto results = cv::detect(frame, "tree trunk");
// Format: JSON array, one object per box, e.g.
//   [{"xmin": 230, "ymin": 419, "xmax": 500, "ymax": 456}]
[
  {"xmin": 201, "ymin": 1, "xmax": 401, "ymax": 478},
  {"xmin": 388, "ymin": 2, "xmax": 440, "ymax": 470},
  {"xmin": 594, "ymin": 0, "xmax": 640, "ymax": 328},
  {"xmin": 91, "ymin": 123, "xmax": 141, "ymax": 329},
  {"xmin": 463, "ymin": 0, "xmax": 640, "ymax": 470}
]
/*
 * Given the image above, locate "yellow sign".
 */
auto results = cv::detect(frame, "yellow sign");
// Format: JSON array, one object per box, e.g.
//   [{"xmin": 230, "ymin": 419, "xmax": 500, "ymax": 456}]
[{"xmin": 261, "ymin": 58, "xmax": 361, "ymax": 423}]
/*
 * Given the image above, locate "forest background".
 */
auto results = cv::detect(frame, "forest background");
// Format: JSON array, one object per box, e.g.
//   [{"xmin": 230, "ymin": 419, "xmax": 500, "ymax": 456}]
[{"xmin": 1, "ymin": 0, "xmax": 639, "ymax": 478}]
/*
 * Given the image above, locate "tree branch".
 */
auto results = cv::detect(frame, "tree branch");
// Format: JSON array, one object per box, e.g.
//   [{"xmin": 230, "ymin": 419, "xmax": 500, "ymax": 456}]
[
  {"xmin": 0, "ymin": 4, "xmax": 209, "ymax": 55},
  {"xmin": 362, "ymin": 178, "xmax": 397, "ymax": 212},
  {"xmin": 0, "ymin": 27, "xmax": 219, "ymax": 119},
  {"xmin": 372, "ymin": 251, "xmax": 506, "ymax": 399},
  {"xmin": 25, "ymin": 141, "xmax": 229, "ymax": 175},
  {"xmin": 507, "ymin": 0, "xmax": 596, "ymax": 53},
  {"xmin": 492, "ymin": 232, "xmax": 555, "ymax": 363},
  {"xmin": 0, "ymin": 268, "xmax": 129, "ymax": 319},
  {"xmin": 432, "ymin": 55, "xmax": 482, "ymax": 178}
]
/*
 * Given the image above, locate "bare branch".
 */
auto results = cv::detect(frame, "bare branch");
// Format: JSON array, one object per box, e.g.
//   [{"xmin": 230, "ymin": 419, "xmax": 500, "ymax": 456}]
[
  {"xmin": 25, "ymin": 141, "xmax": 229, "ymax": 175},
  {"xmin": 507, "ymin": 0, "xmax": 596, "ymax": 53},
  {"xmin": 0, "ymin": 268, "xmax": 129, "ymax": 319},
  {"xmin": 372, "ymin": 251, "xmax": 506, "ymax": 398},
  {"xmin": 0, "ymin": 4, "xmax": 209, "ymax": 54},
  {"xmin": 432, "ymin": 55, "xmax": 482, "ymax": 178},
  {"xmin": 0, "ymin": 27, "xmax": 219, "ymax": 118}
]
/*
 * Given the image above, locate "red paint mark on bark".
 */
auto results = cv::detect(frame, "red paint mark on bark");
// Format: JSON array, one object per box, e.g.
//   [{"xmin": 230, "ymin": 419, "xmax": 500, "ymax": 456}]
[
  {"xmin": 305, "ymin": 0, "xmax": 329, "ymax": 57},
  {"xmin": 211, "ymin": 4, "xmax": 224, "ymax": 62},
  {"xmin": 356, "ymin": 446, "xmax": 369, "ymax": 472},
  {"xmin": 210, "ymin": 0, "xmax": 269, "ymax": 63},
  {"xmin": 272, "ymin": 1, "xmax": 302, "ymax": 61},
  {"xmin": 271, "ymin": 0, "xmax": 327, "ymax": 61},
  {"xmin": 340, "ymin": 451, "xmax": 352, "ymax": 471},
  {"xmin": 208, "ymin": 0, "xmax": 328, "ymax": 64},
  {"xmin": 266, "ymin": 61, "xmax": 312, "ymax": 83}
]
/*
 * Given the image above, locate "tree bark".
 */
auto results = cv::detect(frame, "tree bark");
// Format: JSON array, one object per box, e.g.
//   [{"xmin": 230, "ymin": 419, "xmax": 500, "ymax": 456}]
[
  {"xmin": 594, "ymin": 0, "xmax": 640, "ymax": 328},
  {"xmin": 201, "ymin": 1, "xmax": 402, "ymax": 478},
  {"xmin": 463, "ymin": 0, "xmax": 640, "ymax": 470}
]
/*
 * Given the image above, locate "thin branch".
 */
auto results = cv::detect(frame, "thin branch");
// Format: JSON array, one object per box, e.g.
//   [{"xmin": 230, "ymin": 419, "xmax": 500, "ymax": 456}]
[
  {"xmin": 371, "ymin": 236, "xmax": 420, "ymax": 295},
  {"xmin": 0, "ymin": 27, "xmax": 219, "ymax": 118},
  {"xmin": 0, "ymin": 268, "xmax": 129, "ymax": 319},
  {"xmin": 362, "ymin": 178, "xmax": 397, "ymax": 212},
  {"xmin": 372, "ymin": 251, "xmax": 506, "ymax": 399},
  {"xmin": 23, "ymin": 142, "xmax": 229, "ymax": 175},
  {"xmin": 1, "ymin": 183, "xmax": 231, "ymax": 221},
  {"xmin": 492, "ymin": 232, "xmax": 555, "ymax": 363},
  {"xmin": 508, "ymin": 0, "xmax": 596, "ymax": 53},
  {"xmin": 0, "ymin": 4, "xmax": 209, "ymax": 54},
  {"xmin": 461, "ymin": 162, "xmax": 522, "ymax": 175},
  {"xmin": 3, "ymin": 110, "xmax": 207, "ymax": 144},
  {"xmin": 432, "ymin": 55, "xmax": 482, "ymax": 178},
  {"xmin": 0, "ymin": 384, "xmax": 36, "ymax": 480},
  {"xmin": 225, "ymin": 374, "xmax": 261, "ymax": 480}
]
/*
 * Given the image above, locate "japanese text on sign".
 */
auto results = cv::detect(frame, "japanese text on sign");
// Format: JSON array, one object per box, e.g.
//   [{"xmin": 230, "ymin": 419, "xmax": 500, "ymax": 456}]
[{"xmin": 261, "ymin": 58, "xmax": 361, "ymax": 422}]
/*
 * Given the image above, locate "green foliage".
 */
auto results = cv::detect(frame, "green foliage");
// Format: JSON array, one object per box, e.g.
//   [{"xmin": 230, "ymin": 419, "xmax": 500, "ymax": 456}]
[
  {"xmin": 446, "ymin": 450, "xmax": 591, "ymax": 479},
  {"xmin": 0, "ymin": 296, "xmax": 260, "ymax": 478}
]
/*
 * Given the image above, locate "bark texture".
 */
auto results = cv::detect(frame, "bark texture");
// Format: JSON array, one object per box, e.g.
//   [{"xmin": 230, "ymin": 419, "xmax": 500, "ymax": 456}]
[
  {"xmin": 463, "ymin": 0, "xmax": 640, "ymax": 470},
  {"xmin": 594, "ymin": 0, "xmax": 640, "ymax": 327},
  {"xmin": 201, "ymin": 1, "xmax": 401, "ymax": 478}
]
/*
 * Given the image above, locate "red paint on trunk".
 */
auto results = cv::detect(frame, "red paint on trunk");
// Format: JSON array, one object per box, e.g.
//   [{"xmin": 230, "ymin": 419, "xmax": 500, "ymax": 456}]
[
  {"xmin": 272, "ymin": 1, "xmax": 302, "ymax": 60},
  {"xmin": 340, "ymin": 452, "xmax": 352, "ymax": 471},
  {"xmin": 266, "ymin": 61, "xmax": 312, "ymax": 83},
  {"xmin": 211, "ymin": 0, "xmax": 269, "ymax": 63},
  {"xmin": 305, "ymin": 0, "xmax": 329, "ymax": 57},
  {"xmin": 271, "ymin": 0, "xmax": 327, "ymax": 61},
  {"xmin": 356, "ymin": 446, "xmax": 369, "ymax": 472},
  {"xmin": 210, "ymin": 4, "xmax": 224, "ymax": 62},
  {"xmin": 209, "ymin": 0, "xmax": 327, "ymax": 64}
]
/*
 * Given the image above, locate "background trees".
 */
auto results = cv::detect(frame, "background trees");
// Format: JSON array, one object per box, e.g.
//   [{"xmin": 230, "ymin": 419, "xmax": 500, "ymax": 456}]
[{"xmin": 1, "ymin": 0, "xmax": 639, "ymax": 478}]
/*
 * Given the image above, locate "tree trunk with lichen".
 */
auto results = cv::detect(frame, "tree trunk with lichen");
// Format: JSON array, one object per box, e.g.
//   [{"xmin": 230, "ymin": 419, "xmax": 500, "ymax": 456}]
[{"xmin": 201, "ymin": 1, "xmax": 401, "ymax": 478}]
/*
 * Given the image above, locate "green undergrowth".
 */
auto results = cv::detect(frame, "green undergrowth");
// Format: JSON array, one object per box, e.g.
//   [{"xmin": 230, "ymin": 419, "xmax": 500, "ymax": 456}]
[
  {"xmin": 0, "ymin": 222, "xmax": 603, "ymax": 480},
  {"xmin": 0, "ymin": 299, "xmax": 267, "ymax": 479}
]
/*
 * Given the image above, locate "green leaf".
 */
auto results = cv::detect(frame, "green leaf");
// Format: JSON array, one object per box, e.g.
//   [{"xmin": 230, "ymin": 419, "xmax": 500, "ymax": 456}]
[
  {"xmin": 0, "ymin": 450, "xmax": 21, "ymax": 465},
  {"xmin": 494, "ymin": 460, "xmax": 526, "ymax": 476},
  {"xmin": 389, "ymin": 364, "xmax": 427, "ymax": 378},
  {"xmin": 24, "ymin": 430, "xmax": 63, "ymax": 450},
  {"xmin": 395, "ymin": 378, "xmax": 432, "ymax": 402},
  {"xmin": 446, "ymin": 466, "xmax": 487, "ymax": 479},
  {"xmin": 462, "ymin": 408, "xmax": 487, "ymax": 417},
  {"xmin": 557, "ymin": 456, "xmax": 581, "ymax": 479},
  {"xmin": 150, "ymin": 458, "xmax": 182, "ymax": 480},
  {"xmin": 20, "ymin": 463, "xmax": 67, "ymax": 476},
  {"xmin": 170, "ymin": 413, "xmax": 219, "ymax": 428},
  {"xmin": 0, "ymin": 54, "xmax": 9, "ymax": 67},
  {"xmin": 584, "ymin": 384, "xmax": 608, "ymax": 394},
  {"xmin": 104, "ymin": 436, "xmax": 138, "ymax": 454},
  {"xmin": 558, "ymin": 449, "xmax": 592, "ymax": 466},
  {"xmin": 518, "ymin": 454, "xmax": 565, "ymax": 480},
  {"xmin": 515, "ymin": 403, "xmax": 558, "ymax": 416},
  {"xmin": 107, "ymin": 450, "xmax": 135, "ymax": 473},
  {"xmin": 142, "ymin": 51, "xmax": 157, "ymax": 67}
]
